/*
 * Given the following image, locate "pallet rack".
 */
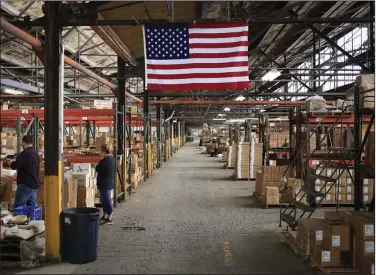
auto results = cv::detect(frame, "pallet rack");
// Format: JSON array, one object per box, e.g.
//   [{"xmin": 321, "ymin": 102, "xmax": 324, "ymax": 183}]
[{"xmin": 279, "ymin": 90, "xmax": 375, "ymax": 230}]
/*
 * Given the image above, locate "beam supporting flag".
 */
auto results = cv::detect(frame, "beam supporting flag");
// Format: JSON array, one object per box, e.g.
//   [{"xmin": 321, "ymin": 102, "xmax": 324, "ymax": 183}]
[{"xmin": 143, "ymin": 22, "xmax": 249, "ymax": 91}]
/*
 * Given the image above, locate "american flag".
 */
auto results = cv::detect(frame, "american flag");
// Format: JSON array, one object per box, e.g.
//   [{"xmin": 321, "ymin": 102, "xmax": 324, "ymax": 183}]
[{"xmin": 143, "ymin": 22, "xmax": 249, "ymax": 91}]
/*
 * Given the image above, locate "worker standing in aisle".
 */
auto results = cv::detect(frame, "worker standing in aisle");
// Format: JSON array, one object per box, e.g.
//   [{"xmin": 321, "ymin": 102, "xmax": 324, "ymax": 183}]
[
  {"xmin": 96, "ymin": 144, "xmax": 115, "ymax": 225},
  {"xmin": 4, "ymin": 135, "xmax": 40, "ymax": 208}
]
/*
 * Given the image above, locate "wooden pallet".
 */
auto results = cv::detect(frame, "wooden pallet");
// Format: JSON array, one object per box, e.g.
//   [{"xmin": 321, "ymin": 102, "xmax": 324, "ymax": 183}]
[
  {"xmin": 253, "ymin": 192, "xmax": 289, "ymax": 209},
  {"xmin": 309, "ymin": 257, "xmax": 360, "ymax": 274},
  {"xmin": 235, "ymin": 178, "xmax": 250, "ymax": 181}
]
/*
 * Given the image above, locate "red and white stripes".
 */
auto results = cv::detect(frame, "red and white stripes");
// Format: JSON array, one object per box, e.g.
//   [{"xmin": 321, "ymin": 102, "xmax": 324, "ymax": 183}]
[{"xmin": 144, "ymin": 22, "xmax": 249, "ymax": 91}]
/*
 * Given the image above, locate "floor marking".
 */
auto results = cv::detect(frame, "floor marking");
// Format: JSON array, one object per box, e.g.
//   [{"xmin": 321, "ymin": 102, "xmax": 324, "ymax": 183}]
[{"xmin": 223, "ymin": 240, "xmax": 233, "ymax": 265}]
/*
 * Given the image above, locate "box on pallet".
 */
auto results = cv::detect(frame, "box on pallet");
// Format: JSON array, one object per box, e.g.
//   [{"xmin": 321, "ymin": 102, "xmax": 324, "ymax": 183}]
[
  {"xmin": 262, "ymin": 187, "xmax": 279, "ymax": 204},
  {"xmin": 295, "ymin": 211, "xmax": 375, "ymax": 270}
]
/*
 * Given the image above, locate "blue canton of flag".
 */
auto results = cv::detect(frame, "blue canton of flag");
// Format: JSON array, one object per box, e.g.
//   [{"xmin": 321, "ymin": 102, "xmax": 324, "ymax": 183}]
[{"xmin": 144, "ymin": 24, "xmax": 190, "ymax": 60}]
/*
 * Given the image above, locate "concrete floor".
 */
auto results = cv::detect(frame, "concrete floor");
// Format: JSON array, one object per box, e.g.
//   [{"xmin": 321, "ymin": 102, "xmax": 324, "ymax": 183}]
[
  {"xmin": 4, "ymin": 141, "xmax": 318, "ymax": 274},
  {"xmin": 71, "ymin": 141, "xmax": 317, "ymax": 274}
]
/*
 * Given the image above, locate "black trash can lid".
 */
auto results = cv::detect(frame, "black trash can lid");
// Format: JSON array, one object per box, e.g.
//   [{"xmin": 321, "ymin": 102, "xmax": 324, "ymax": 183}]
[{"xmin": 63, "ymin": 207, "xmax": 100, "ymax": 216}]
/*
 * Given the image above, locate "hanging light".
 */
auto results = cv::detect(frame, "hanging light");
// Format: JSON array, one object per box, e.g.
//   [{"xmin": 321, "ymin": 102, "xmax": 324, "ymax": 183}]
[{"xmin": 224, "ymin": 107, "xmax": 231, "ymax": 112}]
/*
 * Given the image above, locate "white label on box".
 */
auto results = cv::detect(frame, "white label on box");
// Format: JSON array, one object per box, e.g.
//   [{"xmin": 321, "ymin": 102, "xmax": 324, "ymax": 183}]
[
  {"xmin": 316, "ymin": 169, "xmax": 322, "ymax": 175},
  {"xmin": 347, "ymin": 178, "xmax": 352, "ymax": 185},
  {"xmin": 327, "ymin": 170, "xmax": 332, "ymax": 176},
  {"xmin": 332, "ymin": 236, "xmax": 340, "ymax": 247},
  {"xmin": 338, "ymin": 194, "xmax": 342, "ymax": 201},
  {"xmin": 315, "ymin": 186, "xmax": 320, "ymax": 192},
  {"xmin": 347, "ymin": 194, "xmax": 352, "ymax": 201},
  {"xmin": 364, "ymin": 195, "xmax": 369, "ymax": 202},
  {"xmin": 365, "ymin": 241, "xmax": 375, "ymax": 254},
  {"xmin": 316, "ymin": 230, "xmax": 323, "ymax": 241},
  {"xmin": 364, "ymin": 186, "xmax": 369, "ymax": 194},
  {"xmin": 326, "ymin": 194, "xmax": 331, "ymax": 201},
  {"xmin": 365, "ymin": 225, "xmax": 374, "ymax": 237},
  {"xmin": 322, "ymin": 251, "xmax": 331, "ymax": 262},
  {"xmin": 338, "ymin": 187, "xmax": 342, "ymax": 193},
  {"xmin": 1, "ymin": 140, "xmax": 6, "ymax": 145},
  {"xmin": 315, "ymin": 179, "xmax": 320, "ymax": 184},
  {"xmin": 364, "ymin": 179, "xmax": 369, "ymax": 185},
  {"xmin": 347, "ymin": 186, "xmax": 352, "ymax": 193},
  {"xmin": 12, "ymin": 183, "xmax": 17, "ymax": 192}
]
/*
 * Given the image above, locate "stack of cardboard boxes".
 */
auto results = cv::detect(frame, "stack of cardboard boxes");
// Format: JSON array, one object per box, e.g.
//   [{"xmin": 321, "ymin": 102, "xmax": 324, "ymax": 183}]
[
  {"xmin": 314, "ymin": 166, "xmax": 374, "ymax": 205},
  {"xmin": 331, "ymin": 128, "xmax": 343, "ymax": 148},
  {"xmin": 255, "ymin": 166, "xmax": 294, "ymax": 205},
  {"xmin": 296, "ymin": 211, "xmax": 374, "ymax": 273},
  {"xmin": 129, "ymin": 153, "xmax": 143, "ymax": 189},
  {"xmin": 269, "ymin": 131, "xmax": 289, "ymax": 148},
  {"xmin": 95, "ymin": 133, "xmax": 113, "ymax": 151},
  {"xmin": 234, "ymin": 142, "xmax": 250, "ymax": 180},
  {"xmin": 283, "ymin": 178, "xmax": 305, "ymax": 203},
  {"xmin": 1, "ymin": 133, "xmax": 17, "ymax": 156},
  {"xmin": 0, "ymin": 176, "xmax": 17, "ymax": 211},
  {"xmin": 250, "ymin": 143, "xmax": 263, "ymax": 178},
  {"xmin": 222, "ymin": 150, "xmax": 228, "ymax": 162},
  {"xmin": 226, "ymin": 144, "xmax": 237, "ymax": 168}
]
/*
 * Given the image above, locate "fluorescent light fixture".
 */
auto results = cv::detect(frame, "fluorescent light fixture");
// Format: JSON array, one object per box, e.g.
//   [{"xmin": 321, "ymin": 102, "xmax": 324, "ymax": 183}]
[
  {"xmin": 260, "ymin": 109, "xmax": 266, "ymax": 112},
  {"xmin": 235, "ymin": 95, "xmax": 245, "ymax": 101},
  {"xmin": 213, "ymin": 118, "xmax": 226, "ymax": 121},
  {"xmin": 261, "ymin": 69, "xmax": 281, "ymax": 81},
  {"xmin": 217, "ymin": 114, "xmax": 226, "ymax": 117},
  {"xmin": 224, "ymin": 107, "xmax": 231, "ymax": 112},
  {"xmin": 2, "ymin": 88, "xmax": 25, "ymax": 95}
]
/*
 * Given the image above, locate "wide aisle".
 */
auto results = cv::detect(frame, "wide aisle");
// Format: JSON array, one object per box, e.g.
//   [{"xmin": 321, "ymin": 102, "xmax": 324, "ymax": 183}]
[{"xmin": 74, "ymin": 141, "xmax": 315, "ymax": 274}]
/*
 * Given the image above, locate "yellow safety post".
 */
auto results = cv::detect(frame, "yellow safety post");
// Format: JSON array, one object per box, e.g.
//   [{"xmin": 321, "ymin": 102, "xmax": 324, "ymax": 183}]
[
  {"xmin": 148, "ymin": 143, "xmax": 152, "ymax": 176},
  {"xmin": 44, "ymin": 162, "xmax": 62, "ymax": 261}
]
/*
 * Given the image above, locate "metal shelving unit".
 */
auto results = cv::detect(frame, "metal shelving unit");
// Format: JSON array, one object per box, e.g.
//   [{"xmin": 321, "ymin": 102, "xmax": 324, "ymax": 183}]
[{"xmin": 279, "ymin": 99, "xmax": 374, "ymax": 230}]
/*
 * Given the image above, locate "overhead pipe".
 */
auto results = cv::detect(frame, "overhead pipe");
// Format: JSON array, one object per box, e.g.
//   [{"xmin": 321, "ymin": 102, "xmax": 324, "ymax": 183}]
[
  {"xmin": 150, "ymin": 100, "xmax": 332, "ymax": 105},
  {"xmin": 0, "ymin": 17, "xmax": 142, "ymax": 105}
]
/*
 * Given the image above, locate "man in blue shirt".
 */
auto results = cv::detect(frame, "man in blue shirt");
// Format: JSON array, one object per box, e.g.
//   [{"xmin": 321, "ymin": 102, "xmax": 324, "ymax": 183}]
[{"xmin": 4, "ymin": 135, "xmax": 40, "ymax": 209}]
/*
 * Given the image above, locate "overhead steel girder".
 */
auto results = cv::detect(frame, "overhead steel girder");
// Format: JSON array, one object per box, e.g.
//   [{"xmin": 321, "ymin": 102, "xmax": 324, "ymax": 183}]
[
  {"xmin": 52, "ymin": 17, "xmax": 374, "ymax": 27},
  {"xmin": 259, "ymin": 50, "xmax": 313, "ymax": 92},
  {"xmin": 1, "ymin": 78, "xmax": 43, "ymax": 93},
  {"xmin": 288, "ymin": 10, "xmax": 370, "ymax": 72},
  {"xmin": 310, "ymin": 26, "xmax": 370, "ymax": 72}
]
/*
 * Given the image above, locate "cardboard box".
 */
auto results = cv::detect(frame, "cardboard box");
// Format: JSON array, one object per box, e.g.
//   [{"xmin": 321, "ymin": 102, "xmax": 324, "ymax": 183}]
[
  {"xmin": 322, "ymin": 223, "xmax": 350, "ymax": 251},
  {"xmin": 354, "ymin": 237, "xmax": 375, "ymax": 258},
  {"xmin": 313, "ymin": 249, "xmax": 341, "ymax": 268},
  {"xmin": 72, "ymin": 163, "xmax": 92, "ymax": 174},
  {"xmin": 77, "ymin": 186, "xmax": 95, "ymax": 207},
  {"xmin": 64, "ymin": 180, "xmax": 77, "ymax": 204},
  {"xmin": 358, "ymin": 257, "xmax": 375, "ymax": 275},
  {"xmin": 340, "ymin": 211, "xmax": 375, "ymax": 240},
  {"xmin": 72, "ymin": 172, "xmax": 91, "ymax": 187}
]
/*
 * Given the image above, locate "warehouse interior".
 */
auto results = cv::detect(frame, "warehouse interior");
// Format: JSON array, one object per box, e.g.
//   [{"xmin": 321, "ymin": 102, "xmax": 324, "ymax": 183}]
[{"xmin": 0, "ymin": 1, "xmax": 375, "ymax": 274}]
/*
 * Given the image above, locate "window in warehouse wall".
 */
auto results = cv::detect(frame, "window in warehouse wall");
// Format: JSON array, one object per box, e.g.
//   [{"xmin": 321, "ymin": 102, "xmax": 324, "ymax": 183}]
[{"xmin": 318, "ymin": 27, "xmax": 368, "ymax": 92}]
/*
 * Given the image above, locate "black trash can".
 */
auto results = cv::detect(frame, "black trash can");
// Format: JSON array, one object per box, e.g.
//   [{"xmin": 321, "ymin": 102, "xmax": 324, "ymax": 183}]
[{"xmin": 61, "ymin": 207, "xmax": 100, "ymax": 264}]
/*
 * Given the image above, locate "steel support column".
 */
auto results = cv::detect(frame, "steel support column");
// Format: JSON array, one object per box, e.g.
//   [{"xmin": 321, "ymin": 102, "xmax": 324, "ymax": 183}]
[
  {"xmin": 44, "ymin": 1, "xmax": 63, "ymax": 262},
  {"xmin": 369, "ymin": 1, "xmax": 375, "ymax": 73},
  {"xmin": 354, "ymin": 87, "xmax": 362, "ymax": 210},
  {"xmin": 117, "ymin": 57, "xmax": 126, "ymax": 201},
  {"xmin": 164, "ymin": 111, "xmax": 169, "ymax": 161},
  {"xmin": 156, "ymin": 103, "xmax": 162, "ymax": 168},
  {"xmin": 85, "ymin": 121, "xmax": 90, "ymax": 146},
  {"xmin": 92, "ymin": 121, "xmax": 96, "ymax": 145},
  {"xmin": 143, "ymin": 91, "xmax": 149, "ymax": 181},
  {"xmin": 16, "ymin": 115, "xmax": 22, "ymax": 154}
]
